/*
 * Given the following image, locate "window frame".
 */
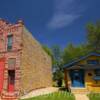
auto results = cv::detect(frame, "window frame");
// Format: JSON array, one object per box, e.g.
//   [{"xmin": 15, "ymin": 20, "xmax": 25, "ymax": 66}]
[
  {"xmin": 95, "ymin": 69, "xmax": 100, "ymax": 76},
  {"xmin": 7, "ymin": 34, "xmax": 13, "ymax": 51},
  {"xmin": 8, "ymin": 58, "xmax": 16, "ymax": 70},
  {"xmin": 87, "ymin": 59, "xmax": 99, "ymax": 65}
]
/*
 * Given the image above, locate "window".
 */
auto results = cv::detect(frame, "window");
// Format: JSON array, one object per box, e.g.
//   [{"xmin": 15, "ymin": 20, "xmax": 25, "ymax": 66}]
[
  {"xmin": 7, "ymin": 35, "xmax": 13, "ymax": 51},
  {"xmin": 95, "ymin": 69, "xmax": 100, "ymax": 76},
  {"xmin": 0, "ymin": 33, "xmax": 3, "ymax": 50},
  {"xmin": 8, "ymin": 58, "xmax": 16, "ymax": 69},
  {"xmin": 93, "ymin": 70, "xmax": 100, "ymax": 81},
  {"xmin": 87, "ymin": 60, "xmax": 99, "ymax": 65}
]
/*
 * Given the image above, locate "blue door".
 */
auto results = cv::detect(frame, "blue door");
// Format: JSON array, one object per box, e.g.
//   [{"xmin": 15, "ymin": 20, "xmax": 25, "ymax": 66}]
[{"xmin": 70, "ymin": 70, "xmax": 85, "ymax": 87}]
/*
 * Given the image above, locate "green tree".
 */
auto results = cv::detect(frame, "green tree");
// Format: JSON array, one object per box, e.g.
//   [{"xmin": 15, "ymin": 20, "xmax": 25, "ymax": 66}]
[
  {"xmin": 87, "ymin": 21, "xmax": 100, "ymax": 53},
  {"xmin": 51, "ymin": 45, "xmax": 64, "ymax": 87},
  {"xmin": 42, "ymin": 45, "xmax": 53, "ymax": 58},
  {"xmin": 43, "ymin": 45, "xmax": 64, "ymax": 87},
  {"xmin": 63, "ymin": 43, "xmax": 88, "ymax": 64}
]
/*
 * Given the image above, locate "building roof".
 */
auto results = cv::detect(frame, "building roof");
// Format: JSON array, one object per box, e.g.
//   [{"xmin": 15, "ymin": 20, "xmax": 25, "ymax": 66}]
[{"xmin": 63, "ymin": 52, "xmax": 100, "ymax": 69}]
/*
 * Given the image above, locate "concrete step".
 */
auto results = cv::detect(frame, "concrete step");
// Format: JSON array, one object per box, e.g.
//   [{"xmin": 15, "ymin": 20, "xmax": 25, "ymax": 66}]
[
  {"xmin": 1, "ymin": 95, "xmax": 18, "ymax": 100},
  {"xmin": 70, "ymin": 88, "xmax": 89, "ymax": 94},
  {"xmin": 1, "ymin": 97, "xmax": 18, "ymax": 100},
  {"xmin": 1, "ymin": 98, "xmax": 18, "ymax": 100},
  {"xmin": 75, "ymin": 94, "xmax": 89, "ymax": 100}
]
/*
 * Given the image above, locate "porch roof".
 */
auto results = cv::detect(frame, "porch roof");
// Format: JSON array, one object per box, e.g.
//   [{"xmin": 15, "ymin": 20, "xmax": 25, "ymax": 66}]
[
  {"xmin": 63, "ymin": 52, "xmax": 100, "ymax": 69},
  {"xmin": 66, "ymin": 65, "xmax": 100, "ymax": 70}
]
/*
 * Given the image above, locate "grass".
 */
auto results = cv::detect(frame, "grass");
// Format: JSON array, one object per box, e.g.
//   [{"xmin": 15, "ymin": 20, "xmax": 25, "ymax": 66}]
[
  {"xmin": 88, "ymin": 93, "xmax": 100, "ymax": 100},
  {"xmin": 21, "ymin": 91, "xmax": 75, "ymax": 100}
]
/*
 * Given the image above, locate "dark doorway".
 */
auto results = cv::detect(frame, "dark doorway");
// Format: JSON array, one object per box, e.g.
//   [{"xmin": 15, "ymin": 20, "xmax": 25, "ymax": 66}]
[
  {"xmin": 8, "ymin": 70, "xmax": 15, "ymax": 92},
  {"xmin": 70, "ymin": 69, "xmax": 85, "ymax": 87}
]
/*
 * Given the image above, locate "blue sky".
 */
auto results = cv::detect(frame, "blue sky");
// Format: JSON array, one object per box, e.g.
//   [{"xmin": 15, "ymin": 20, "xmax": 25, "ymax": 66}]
[{"xmin": 0, "ymin": 0, "xmax": 100, "ymax": 48}]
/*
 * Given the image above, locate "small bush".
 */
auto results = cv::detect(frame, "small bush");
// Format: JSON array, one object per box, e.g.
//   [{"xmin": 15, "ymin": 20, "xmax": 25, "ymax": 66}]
[{"xmin": 88, "ymin": 92, "xmax": 100, "ymax": 100}]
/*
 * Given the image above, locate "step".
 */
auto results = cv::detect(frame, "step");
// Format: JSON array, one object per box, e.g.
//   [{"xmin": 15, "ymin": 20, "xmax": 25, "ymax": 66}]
[
  {"xmin": 1, "ymin": 97, "xmax": 18, "ymax": 100},
  {"xmin": 1, "ymin": 98, "xmax": 18, "ymax": 100},
  {"xmin": 70, "ymin": 88, "xmax": 89, "ymax": 94},
  {"xmin": 1, "ymin": 94, "xmax": 18, "ymax": 100},
  {"xmin": 75, "ymin": 94, "xmax": 89, "ymax": 100},
  {"xmin": 2, "ymin": 97, "xmax": 18, "ymax": 100}
]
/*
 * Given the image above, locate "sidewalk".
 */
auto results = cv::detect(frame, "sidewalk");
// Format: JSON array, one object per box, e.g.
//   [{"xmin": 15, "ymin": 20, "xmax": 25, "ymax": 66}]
[
  {"xmin": 20, "ymin": 87, "xmax": 59, "ymax": 99},
  {"xmin": 75, "ymin": 94, "xmax": 89, "ymax": 100}
]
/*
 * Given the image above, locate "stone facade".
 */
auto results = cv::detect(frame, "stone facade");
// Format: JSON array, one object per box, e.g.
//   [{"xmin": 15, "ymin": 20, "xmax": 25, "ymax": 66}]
[
  {"xmin": 0, "ymin": 19, "xmax": 52, "ymax": 99},
  {"xmin": 20, "ymin": 27, "xmax": 52, "ymax": 95}
]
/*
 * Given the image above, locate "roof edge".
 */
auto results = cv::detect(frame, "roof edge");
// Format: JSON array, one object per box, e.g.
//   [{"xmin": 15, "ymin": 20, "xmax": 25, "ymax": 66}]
[{"xmin": 63, "ymin": 52, "xmax": 100, "ymax": 69}]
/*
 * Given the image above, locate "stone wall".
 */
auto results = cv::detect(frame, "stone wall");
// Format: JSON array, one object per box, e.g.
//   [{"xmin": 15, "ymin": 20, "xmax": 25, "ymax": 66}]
[
  {"xmin": 0, "ymin": 19, "xmax": 52, "ymax": 96},
  {"xmin": 0, "ymin": 19, "xmax": 23, "ymax": 97},
  {"xmin": 20, "ymin": 26, "xmax": 52, "ymax": 95}
]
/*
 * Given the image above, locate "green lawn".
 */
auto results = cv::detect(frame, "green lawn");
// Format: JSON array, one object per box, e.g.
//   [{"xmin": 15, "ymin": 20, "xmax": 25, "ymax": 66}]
[
  {"xmin": 88, "ymin": 93, "xmax": 100, "ymax": 100},
  {"xmin": 21, "ymin": 92, "xmax": 75, "ymax": 100}
]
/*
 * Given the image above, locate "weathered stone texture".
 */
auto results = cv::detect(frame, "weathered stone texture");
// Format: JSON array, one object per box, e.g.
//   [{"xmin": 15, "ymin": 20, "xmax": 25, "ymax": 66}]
[
  {"xmin": 0, "ymin": 19, "xmax": 52, "ymax": 98},
  {"xmin": 20, "ymin": 27, "xmax": 52, "ymax": 95}
]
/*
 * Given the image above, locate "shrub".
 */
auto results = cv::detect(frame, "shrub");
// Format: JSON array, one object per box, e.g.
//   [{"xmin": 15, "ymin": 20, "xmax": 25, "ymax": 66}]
[{"xmin": 88, "ymin": 92, "xmax": 100, "ymax": 100}]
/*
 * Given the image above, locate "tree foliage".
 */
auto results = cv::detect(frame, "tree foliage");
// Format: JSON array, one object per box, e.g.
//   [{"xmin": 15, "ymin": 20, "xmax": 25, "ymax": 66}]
[
  {"xmin": 42, "ymin": 21, "xmax": 100, "ymax": 87},
  {"xmin": 63, "ymin": 43, "xmax": 88, "ymax": 64},
  {"xmin": 51, "ymin": 45, "xmax": 64, "ymax": 87},
  {"xmin": 87, "ymin": 21, "xmax": 100, "ymax": 53},
  {"xmin": 42, "ymin": 45, "xmax": 53, "ymax": 58},
  {"xmin": 51, "ymin": 45, "xmax": 63, "ymax": 69}
]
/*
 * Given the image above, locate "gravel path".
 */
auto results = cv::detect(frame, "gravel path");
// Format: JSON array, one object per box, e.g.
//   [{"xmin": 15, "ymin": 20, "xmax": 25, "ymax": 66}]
[{"xmin": 20, "ymin": 87, "xmax": 59, "ymax": 99}]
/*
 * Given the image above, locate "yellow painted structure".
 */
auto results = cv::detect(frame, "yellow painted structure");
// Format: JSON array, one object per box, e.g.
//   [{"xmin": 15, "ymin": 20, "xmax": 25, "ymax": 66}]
[{"xmin": 64, "ymin": 54, "xmax": 100, "ymax": 93}]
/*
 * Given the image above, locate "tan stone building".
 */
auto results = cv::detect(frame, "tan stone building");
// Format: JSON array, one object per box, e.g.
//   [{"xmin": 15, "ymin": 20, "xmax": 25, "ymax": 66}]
[{"xmin": 0, "ymin": 19, "xmax": 52, "ymax": 99}]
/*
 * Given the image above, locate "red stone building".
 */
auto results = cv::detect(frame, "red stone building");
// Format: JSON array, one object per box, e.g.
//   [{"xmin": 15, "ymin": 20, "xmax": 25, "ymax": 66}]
[{"xmin": 0, "ymin": 19, "xmax": 52, "ymax": 100}]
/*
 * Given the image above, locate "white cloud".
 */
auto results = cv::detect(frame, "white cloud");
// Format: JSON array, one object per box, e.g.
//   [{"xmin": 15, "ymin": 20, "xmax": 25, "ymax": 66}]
[
  {"xmin": 47, "ymin": 0, "xmax": 85, "ymax": 29},
  {"xmin": 48, "ymin": 13, "xmax": 80, "ymax": 28}
]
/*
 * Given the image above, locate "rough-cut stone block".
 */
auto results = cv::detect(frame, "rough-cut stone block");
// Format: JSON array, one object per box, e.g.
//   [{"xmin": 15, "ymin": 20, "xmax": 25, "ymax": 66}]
[{"xmin": 0, "ymin": 19, "xmax": 52, "ymax": 99}]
